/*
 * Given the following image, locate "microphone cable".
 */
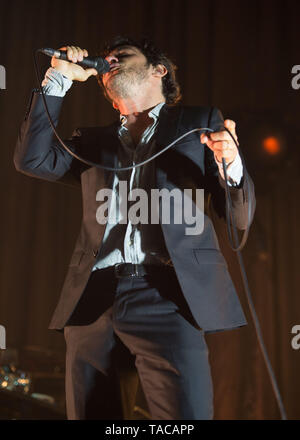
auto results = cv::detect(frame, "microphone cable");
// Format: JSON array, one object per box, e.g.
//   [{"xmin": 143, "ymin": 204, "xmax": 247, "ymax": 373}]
[
  {"xmin": 33, "ymin": 49, "xmax": 287, "ymax": 419},
  {"xmin": 222, "ymin": 151, "xmax": 287, "ymax": 419}
]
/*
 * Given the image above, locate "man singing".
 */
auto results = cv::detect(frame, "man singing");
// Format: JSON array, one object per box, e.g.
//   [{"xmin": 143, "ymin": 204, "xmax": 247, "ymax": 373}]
[{"xmin": 14, "ymin": 36, "xmax": 255, "ymax": 420}]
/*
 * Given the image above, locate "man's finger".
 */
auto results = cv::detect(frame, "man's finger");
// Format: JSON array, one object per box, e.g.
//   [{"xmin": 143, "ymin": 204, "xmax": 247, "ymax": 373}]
[
  {"xmin": 210, "ymin": 131, "xmax": 233, "ymax": 142},
  {"xmin": 75, "ymin": 46, "xmax": 84, "ymax": 62},
  {"xmin": 208, "ymin": 140, "xmax": 233, "ymax": 152},
  {"xmin": 70, "ymin": 46, "xmax": 79, "ymax": 57},
  {"xmin": 200, "ymin": 133, "xmax": 214, "ymax": 147},
  {"xmin": 224, "ymin": 119, "xmax": 236, "ymax": 131},
  {"xmin": 200, "ymin": 133, "xmax": 208, "ymax": 144},
  {"xmin": 224, "ymin": 119, "xmax": 239, "ymax": 142},
  {"xmin": 66, "ymin": 46, "xmax": 74, "ymax": 61}
]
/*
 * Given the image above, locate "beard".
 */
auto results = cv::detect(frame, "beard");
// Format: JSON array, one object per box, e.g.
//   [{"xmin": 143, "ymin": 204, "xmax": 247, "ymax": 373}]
[{"xmin": 105, "ymin": 61, "xmax": 150, "ymax": 100}]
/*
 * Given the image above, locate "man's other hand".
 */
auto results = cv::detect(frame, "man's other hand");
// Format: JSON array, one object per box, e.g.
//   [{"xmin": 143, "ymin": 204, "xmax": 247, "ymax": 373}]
[{"xmin": 200, "ymin": 119, "xmax": 239, "ymax": 165}]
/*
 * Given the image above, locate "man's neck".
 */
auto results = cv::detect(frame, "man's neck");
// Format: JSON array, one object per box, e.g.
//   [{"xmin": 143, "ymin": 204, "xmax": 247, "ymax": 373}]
[
  {"xmin": 114, "ymin": 90, "xmax": 165, "ymax": 121},
  {"xmin": 116, "ymin": 98, "xmax": 164, "ymax": 147}
]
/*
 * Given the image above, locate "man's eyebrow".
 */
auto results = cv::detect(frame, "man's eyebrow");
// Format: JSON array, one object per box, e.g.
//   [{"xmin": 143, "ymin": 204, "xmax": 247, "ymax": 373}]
[{"xmin": 113, "ymin": 46, "xmax": 138, "ymax": 53}]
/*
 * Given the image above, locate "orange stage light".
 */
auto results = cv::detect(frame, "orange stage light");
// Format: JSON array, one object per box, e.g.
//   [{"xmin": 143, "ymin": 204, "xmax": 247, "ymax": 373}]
[{"xmin": 262, "ymin": 136, "xmax": 281, "ymax": 155}]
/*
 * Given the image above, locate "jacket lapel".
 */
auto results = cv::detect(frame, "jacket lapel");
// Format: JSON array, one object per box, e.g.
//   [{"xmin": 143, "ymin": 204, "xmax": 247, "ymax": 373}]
[
  {"xmin": 156, "ymin": 105, "xmax": 183, "ymax": 151},
  {"xmin": 155, "ymin": 105, "xmax": 183, "ymax": 188}
]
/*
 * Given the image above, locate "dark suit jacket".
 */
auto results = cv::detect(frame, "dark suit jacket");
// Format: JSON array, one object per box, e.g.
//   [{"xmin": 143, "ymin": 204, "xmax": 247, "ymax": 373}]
[{"xmin": 14, "ymin": 91, "xmax": 256, "ymax": 332}]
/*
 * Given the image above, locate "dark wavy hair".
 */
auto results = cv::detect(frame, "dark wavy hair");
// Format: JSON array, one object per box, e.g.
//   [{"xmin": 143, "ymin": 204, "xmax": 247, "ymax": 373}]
[{"xmin": 97, "ymin": 36, "xmax": 182, "ymax": 106}]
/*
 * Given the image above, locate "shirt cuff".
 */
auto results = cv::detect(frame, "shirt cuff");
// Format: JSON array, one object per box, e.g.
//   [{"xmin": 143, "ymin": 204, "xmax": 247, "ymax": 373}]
[
  {"xmin": 41, "ymin": 67, "xmax": 73, "ymax": 97},
  {"xmin": 214, "ymin": 152, "xmax": 243, "ymax": 186}
]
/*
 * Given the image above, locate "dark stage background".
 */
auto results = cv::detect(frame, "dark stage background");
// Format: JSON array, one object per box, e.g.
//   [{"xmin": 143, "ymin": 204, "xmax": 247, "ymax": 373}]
[{"xmin": 0, "ymin": 0, "xmax": 300, "ymax": 419}]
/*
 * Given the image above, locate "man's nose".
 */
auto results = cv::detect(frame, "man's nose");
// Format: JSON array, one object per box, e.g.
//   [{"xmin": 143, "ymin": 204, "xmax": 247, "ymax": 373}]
[{"xmin": 106, "ymin": 54, "xmax": 119, "ymax": 64}]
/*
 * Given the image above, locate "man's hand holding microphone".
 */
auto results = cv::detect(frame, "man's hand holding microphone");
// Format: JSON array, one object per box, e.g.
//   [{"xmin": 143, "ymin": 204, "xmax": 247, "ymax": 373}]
[{"xmin": 50, "ymin": 45, "xmax": 99, "ymax": 82}]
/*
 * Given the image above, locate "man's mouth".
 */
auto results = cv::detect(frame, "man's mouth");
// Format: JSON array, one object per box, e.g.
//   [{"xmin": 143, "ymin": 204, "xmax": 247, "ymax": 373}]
[{"xmin": 109, "ymin": 63, "xmax": 120, "ymax": 72}]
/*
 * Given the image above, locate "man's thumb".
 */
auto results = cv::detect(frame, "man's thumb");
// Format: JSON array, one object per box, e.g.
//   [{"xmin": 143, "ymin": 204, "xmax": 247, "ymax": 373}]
[{"xmin": 85, "ymin": 68, "xmax": 98, "ymax": 78}]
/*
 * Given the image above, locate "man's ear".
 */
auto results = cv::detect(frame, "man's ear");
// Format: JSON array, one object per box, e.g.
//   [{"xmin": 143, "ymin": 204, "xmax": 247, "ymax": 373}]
[{"xmin": 152, "ymin": 64, "xmax": 168, "ymax": 78}]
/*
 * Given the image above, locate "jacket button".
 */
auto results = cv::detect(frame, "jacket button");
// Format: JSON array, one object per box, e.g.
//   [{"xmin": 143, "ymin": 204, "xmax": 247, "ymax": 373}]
[{"xmin": 92, "ymin": 249, "xmax": 98, "ymax": 258}]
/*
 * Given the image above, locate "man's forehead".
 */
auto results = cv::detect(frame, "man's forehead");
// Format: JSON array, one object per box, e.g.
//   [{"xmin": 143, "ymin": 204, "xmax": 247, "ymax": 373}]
[{"xmin": 108, "ymin": 45, "xmax": 140, "ymax": 55}]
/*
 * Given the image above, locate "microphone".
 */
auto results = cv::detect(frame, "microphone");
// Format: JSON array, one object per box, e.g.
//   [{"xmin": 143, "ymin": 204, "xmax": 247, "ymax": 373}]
[{"xmin": 38, "ymin": 48, "xmax": 110, "ymax": 74}]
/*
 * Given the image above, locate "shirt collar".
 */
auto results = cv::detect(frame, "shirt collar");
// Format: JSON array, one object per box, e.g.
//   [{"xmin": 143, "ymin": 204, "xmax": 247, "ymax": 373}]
[{"xmin": 120, "ymin": 102, "xmax": 166, "ymax": 126}]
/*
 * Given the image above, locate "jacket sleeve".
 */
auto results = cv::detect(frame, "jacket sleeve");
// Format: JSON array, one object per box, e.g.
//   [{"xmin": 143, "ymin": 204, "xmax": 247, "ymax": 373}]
[
  {"xmin": 14, "ymin": 90, "xmax": 86, "ymax": 188},
  {"xmin": 205, "ymin": 107, "xmax": 256, "ymax": 230}
]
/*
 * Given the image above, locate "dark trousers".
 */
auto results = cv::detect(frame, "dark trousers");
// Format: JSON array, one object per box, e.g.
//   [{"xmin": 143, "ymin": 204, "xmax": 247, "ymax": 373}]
[{"xmin": 64, "ymin": 266, "xmax": 213, "ymax": 420}]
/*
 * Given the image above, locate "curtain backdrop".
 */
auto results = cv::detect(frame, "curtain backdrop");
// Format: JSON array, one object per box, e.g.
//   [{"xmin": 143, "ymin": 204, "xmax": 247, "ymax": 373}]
[{"xmin": 1, "ymin": 0, "xmax": 300, "ymax": 419}]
